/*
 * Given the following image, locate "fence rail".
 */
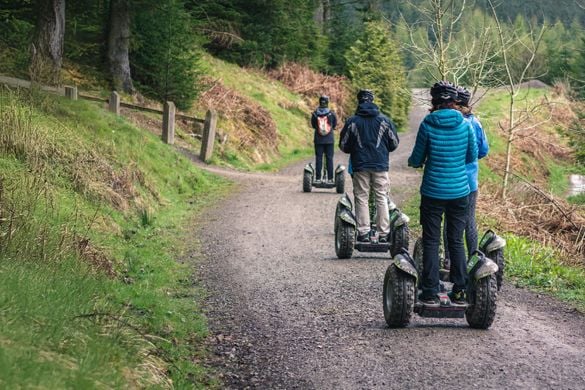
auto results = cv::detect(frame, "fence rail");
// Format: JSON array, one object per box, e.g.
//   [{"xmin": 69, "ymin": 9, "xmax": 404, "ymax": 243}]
[{"xmin": 0, "ymin": 75, "xmax": 216, "ymax": 162}]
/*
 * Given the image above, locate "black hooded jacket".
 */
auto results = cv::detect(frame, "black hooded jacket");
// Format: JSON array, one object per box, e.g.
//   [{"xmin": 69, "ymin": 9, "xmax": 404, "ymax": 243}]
[{"xmin": 339, "ymin": 102, "xmax": 399, "ymax": 172}]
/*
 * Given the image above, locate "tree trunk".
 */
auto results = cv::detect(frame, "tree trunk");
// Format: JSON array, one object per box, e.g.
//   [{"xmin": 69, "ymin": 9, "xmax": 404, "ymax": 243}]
[
  {"xmin": 30, "ymin": 0, "xmax": 65, "ymax": 85},
  {"xmin": 502, "ymin": 94, "xmax": 515, "ymax": 199},
  {"xmin": 108, "ymin": 0, "xmax": 134, "ymax": 93}
]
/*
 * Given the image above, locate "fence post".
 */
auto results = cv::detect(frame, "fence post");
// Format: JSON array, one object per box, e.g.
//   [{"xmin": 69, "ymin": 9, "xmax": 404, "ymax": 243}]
[
  {"xmin": 64, "ymin": 85, "xmax": 78, "ymax": 100},
  {"xmin": 162, "ymin": 101, "xmax": 176, "ymax": 144},
  {"xmin": 109, "ymin": 91, "xmax": 120, "ymax": 115},
  {"xmin": 200, "ymin": 109, "xmax": 217, "ymax": 162}
]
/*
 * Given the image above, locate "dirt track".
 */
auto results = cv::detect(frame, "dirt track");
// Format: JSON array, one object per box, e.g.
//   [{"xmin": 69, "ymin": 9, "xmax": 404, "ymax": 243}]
[{"xmin": 195, "ymin": 92, "xmax": 585, "ymax": 389}]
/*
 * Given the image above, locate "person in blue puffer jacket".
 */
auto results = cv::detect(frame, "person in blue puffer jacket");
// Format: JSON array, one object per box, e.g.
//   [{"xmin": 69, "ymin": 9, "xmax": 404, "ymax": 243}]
[
  {"xmin": 340, "ymin": 90, "xmax": 399, "ymax": 243},
  {"xmin": 443, "ymin": 86, "xmax": 489, "ymax": 266},
  {"xmin": 408, "ymin": 81, "xmax": 478, "ymax": 307}
]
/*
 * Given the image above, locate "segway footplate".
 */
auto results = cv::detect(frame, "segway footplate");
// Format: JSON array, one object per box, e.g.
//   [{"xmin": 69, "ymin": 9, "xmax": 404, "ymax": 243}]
[
  {"xmin": 355, "ymin": 242, "xmax": 390, "ymax": 252},
  {"xmin": 414, "ymin": 293, "xmax": 467, "ymax": 318}
]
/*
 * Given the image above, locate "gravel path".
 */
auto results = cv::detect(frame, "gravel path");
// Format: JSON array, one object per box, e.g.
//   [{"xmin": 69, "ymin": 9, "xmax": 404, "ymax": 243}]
[{"xmin": 195, "ymin": 92, "xmax": 585, "ymax": 389}]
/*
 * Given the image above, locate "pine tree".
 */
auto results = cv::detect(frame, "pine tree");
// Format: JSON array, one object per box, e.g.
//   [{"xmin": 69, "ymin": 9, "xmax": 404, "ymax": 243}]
[
  {"xmin": 131, "ymin": 0, "xmax": 202, "ymax": 110},
  {"xmin": 345, "ymin": 20, "xmax": 410, "ymax": 129}
]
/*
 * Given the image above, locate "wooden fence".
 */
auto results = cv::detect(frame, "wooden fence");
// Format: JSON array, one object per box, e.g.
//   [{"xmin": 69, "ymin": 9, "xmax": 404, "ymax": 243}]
[{"xmin": 1, "ymin": 76, "xmax": 217, "ymax": 162}]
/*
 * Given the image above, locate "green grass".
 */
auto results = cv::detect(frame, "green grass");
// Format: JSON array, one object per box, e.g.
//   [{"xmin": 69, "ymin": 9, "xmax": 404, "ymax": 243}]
[
  {"xmin": 568, "ymin": 193, "xmax": 585, "ymax": 205},
  {"xmin": 199, "ymin": 56, "xmax": 313, "ymax": 171},
  {"xmin": 505, "ymin": 234, "xmax": 585, "ymax": 311},
  {"xmin": 0, "ymin": 88, "xmax": 229, "ymax": 388}
]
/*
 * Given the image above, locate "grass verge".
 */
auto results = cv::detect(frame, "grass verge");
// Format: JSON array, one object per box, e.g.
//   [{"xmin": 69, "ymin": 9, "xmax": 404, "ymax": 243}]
[{"xmin": 0, "ymin": 87, "xmax": 229, "ymax": 388}]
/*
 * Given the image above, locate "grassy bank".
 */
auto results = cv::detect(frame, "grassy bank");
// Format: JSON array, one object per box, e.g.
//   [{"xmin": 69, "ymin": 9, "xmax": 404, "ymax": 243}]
[
  {"xmin": 197, "ymin": 56, "xmax": 314, "ymax": 171},
  {"xmin": 477, "ymin": 89, "xmax": 585, "ymax": 310},
  {"xmin": 0, "ymin": 87, "xmax": 229, "ymax": 388}
]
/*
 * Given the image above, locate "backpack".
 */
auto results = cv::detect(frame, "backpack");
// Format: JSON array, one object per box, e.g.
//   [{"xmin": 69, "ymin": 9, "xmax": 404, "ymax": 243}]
[{"xmin": 317, "ymin": 115, "xmax": 332, "ymax": 136}]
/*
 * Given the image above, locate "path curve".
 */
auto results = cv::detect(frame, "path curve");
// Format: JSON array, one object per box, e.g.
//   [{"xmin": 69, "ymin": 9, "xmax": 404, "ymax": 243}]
[{"xmin": 195, "ymin": 92, "xmax": 585, "ymax": 389}]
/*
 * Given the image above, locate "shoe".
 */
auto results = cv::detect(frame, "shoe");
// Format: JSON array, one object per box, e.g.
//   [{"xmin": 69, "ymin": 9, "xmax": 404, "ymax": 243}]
[
  {"xmin": 327, "ymin": 179, "xmax": 334, "ymax": 185},
  {"xmin": 314, "ymin": 179, "xmax": 322, "ymax": 184},
  {"xmin": 379, "ymin": 234, "xmax": 389, "ymax": 244},
  {"xmin": 448, "ymin": 290, "xmax": 467, "ymax": 306},
  {"xmin": 357, "ymin": 233, "xmax": 370, "ymax": 243},
  {"xmin": 418, "ymin": 293, "xmax": 440, "ymax": 307}
]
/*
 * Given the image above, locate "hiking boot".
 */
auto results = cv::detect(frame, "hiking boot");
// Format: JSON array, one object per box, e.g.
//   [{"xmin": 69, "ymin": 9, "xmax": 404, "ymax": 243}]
[
  {"xmin": 357, "ymin": 233, "xmax": 370, "ymax": 243},
  {"xmin": 448, "ymin": 290, "xmax": 467, "ymax": 306},
  {"xmin": 418, "ymin": 293, "xmax": 440, "ymax": 307},
  {"xmin": 378, "ymin": 234, "xmax": 389, "ymax": 244}
]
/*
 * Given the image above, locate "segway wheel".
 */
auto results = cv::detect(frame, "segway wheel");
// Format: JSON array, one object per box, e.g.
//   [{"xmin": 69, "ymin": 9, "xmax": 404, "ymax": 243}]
[
  {"xmin": 413, "ymin": 237, "xmax": 423, "ymax": 287},
  {"xmin": 490, "ymin": 249, "xmax": 505, "ymax": 291},
  {"xmin": 465, "ymin": 273, "xmax": 497, "ymax": 329},
  {"xmin": 390, "ymin": 224, "xmax": 410, "ymax": 257},
  {"xmin": 335, "ymin": 172, "xmax": 345, "ymax": 194},
  {"xmin": 383, "ymin": 264, "xmax": 415, "ymax": 328},
  {"xmin": 335, "ymin": 218, "xmax": 354, "ymax": 259},
  {"xmin": 303, "ymin": 171, "xmax": 312, "ymax": 192}
]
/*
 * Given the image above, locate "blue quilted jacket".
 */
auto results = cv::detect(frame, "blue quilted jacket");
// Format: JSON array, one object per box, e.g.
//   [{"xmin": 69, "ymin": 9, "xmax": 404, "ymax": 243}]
[
  {"xmin": 464, "ymin": 113, "xmax": 489, "ymax": 192},
  {"xmin": 408, "ymin": 108, "xmax": 478, "ymax": 200}
]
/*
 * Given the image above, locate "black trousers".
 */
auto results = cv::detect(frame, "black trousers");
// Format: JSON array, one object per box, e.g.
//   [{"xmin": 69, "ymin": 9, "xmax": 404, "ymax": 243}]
[
  {"xmin": 420, "ymin": 194, "xmax": 469, "ymax": 297},
  {"xmin": 315, "ymin": 143, "xmax": 334, "ymax": 180},
  {"xmin": 444, "ymin": 190, "xmax": 479, "ymax": 259}
]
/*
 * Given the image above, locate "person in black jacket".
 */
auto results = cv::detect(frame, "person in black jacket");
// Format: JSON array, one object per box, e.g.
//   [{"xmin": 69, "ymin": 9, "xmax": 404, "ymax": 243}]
[
  {"xmin": 339, "ymin": 90, "xmax": 399, "ymax": 242},
  {"xmin": 311, "ymin": 95, "xmax": 338, "ymax": 183}
]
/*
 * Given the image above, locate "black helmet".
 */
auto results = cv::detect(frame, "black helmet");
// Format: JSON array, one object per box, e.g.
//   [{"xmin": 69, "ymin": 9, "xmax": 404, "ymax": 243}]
[
  {"xmin": 319, "ymin": 95, "xmax": 329, "ymax": 107},
  {"xmin": 455, "ymin": 86, "xmax": 471, "ymax": 106},
  {"xmin": 430, "ymin": 81, "xmax": 457, "ymax": 103},
  {"xmin": 357, "ymin": 89, "xmax": 374, "ymax": 103}
]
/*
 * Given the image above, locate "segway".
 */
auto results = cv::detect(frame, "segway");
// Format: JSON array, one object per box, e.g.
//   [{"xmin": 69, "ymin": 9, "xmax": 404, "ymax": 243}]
[
  {"xmin": 303, "ymin": 162, "xmax": 346, "ymax": 193},
  {"xmin": 334, "ymin": 193, "xmax": 410, "ymax": 259},
  {"xmin": 412, "ymin": 229, "xmax": 506, "ymax": 290},
  {"xmin": 383, "ymin": 249, "xmax": 499, "ymax": 329}
]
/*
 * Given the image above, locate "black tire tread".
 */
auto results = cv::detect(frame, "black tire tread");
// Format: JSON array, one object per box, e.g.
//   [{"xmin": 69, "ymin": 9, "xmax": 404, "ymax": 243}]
[
  {"xmin": 391, "ymin": 224, "xmax": 410, "ymax": 257},
  {"xmin": 466, "ymin": 273, "xmax": 498, "ymax": 329},
  {"xmin": 490, "ymin": 249, "xmax": 505, "ymax": 291},
  {"xmin": 336, "ymin": 173, "xmax": 345, "ymax": 194},
  {"xmin": 335, "ymin": 219, "xmax": 354, "ymax": 259},
  {"xmin": 303, "ymin": 172, "xmax": 312, "ymax": 192},
  {"xmin": 383, "ymin": 264, "xmax": 415, "ymax": 328}
]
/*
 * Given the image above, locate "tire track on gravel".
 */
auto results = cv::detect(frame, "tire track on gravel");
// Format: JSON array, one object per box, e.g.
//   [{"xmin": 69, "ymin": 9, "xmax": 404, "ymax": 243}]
[{"xmin": 194, "ymin": 92, "xmax": 585, "ymax": 389}]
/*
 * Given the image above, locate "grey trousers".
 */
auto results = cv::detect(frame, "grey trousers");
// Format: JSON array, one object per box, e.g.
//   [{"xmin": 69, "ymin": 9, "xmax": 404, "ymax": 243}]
[{"xmin": 353, "ymin": 171, "xmax": 390, "ymax": 236}]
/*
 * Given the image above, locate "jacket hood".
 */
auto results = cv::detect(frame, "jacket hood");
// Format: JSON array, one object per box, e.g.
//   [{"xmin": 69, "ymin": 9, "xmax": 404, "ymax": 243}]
[
  {"xmin": 424, "ymin": 108, "xmax": 464, "ymax": 128},
  {"xmin": 315, "ymin": 107, "xmax": 331, "ymax": 116},
  {"xmin": 355, "ymin": 102, "xmax": 380, "ymax": 117}
]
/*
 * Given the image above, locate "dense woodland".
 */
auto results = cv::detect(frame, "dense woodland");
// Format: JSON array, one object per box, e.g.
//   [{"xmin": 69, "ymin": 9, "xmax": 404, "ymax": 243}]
[{"xmin": 1, "ymin": 0, "xmax": 585, "ymax": 114}]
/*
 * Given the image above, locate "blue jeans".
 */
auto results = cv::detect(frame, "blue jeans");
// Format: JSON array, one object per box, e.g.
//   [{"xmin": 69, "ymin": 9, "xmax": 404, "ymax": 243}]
[
  {"xmin": 420, "ymin": 195, "xmax": 469, "ymax": 297},
  {"xmin": 315, "ymin": 143, "xmax": 334, "ymax": 180}
]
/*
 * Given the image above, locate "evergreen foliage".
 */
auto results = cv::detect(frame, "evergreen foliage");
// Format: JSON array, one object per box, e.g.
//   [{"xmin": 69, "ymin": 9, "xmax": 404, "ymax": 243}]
[
  {"xmin": 345, "ymin": 20, "xmax": 410, "ymax": 129},
  {"xmin": 131, "ymin": 0, "xmax": 202, "ymax": 110},
  {"xmin": 191, "ymin": 0, "xmax": 328, "ymax": 70}
]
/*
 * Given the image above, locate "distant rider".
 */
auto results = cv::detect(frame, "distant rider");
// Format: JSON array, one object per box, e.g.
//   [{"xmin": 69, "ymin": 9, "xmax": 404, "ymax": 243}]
[
  {"xmin": 408, "ymin": 81, "xmax": 478, "ymax": 307},
  {"xmin": 339, "ymin": 89, "xmax": 399, "ymax": 243},
  {"xmin": 311, "ymin": 95, "xmax": 337, "ymax": 183}
]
